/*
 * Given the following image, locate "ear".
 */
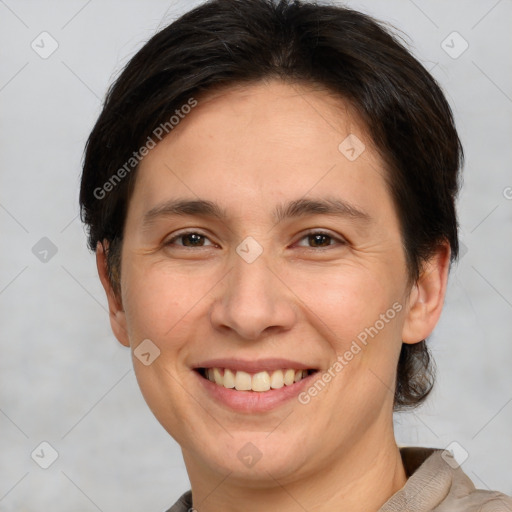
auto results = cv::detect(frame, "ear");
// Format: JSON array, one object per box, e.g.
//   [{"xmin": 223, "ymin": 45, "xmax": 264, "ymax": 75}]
[
  {"xmin": 401, "ymin": 240, "xmax": 451, "ymax": 344},
  {"xmin": 96, "ymin": 241, "xmax": 130, "ymax": 347}
]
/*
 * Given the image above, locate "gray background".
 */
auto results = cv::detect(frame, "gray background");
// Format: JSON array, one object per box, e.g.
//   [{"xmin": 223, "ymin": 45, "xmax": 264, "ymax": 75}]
[{"xmin": 1, "ymin": 0, "xmax": 511, "ymax": 510}]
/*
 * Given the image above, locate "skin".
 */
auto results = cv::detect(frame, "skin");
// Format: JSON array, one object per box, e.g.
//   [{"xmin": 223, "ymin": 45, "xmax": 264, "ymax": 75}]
[{"xmin": 97, "ymin": 78, "xmax": 450, "ymax": 512}]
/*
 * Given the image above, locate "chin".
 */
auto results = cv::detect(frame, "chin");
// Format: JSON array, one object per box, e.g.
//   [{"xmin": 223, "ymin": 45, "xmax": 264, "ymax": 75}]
[{"xmin": 193, "ymin": 431, "xmax": 313, "ymax": 484}]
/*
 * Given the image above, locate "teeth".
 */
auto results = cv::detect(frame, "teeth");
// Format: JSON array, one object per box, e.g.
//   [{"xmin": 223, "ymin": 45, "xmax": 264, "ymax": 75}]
[
  {"xmin": 202, "ymin": 367, "xmax": 311, "ymax": 392},
  {"xmin": 269, "ymin": 369, "xmax": 284, "ymax": 389},
  {"xmin": 235, "ymin": 370, "xmax": 252, "ymax": 391},
  {"xmin": 213, "ymin": 367, "xmax": 223, "ymax": 385},
  {"xmin": 294, "ymin": 370, "xmax": 303, "ymax": 382},
  {"xmin": 223, "ymin": 368, "xmax": 235, "ymax": 388},
  {"xmin": 284, "ymin": 369, "xmax": 296, "ymax": 386},
  {"xmin": 252, "ymin": 371, "xmax": 271, "ymax": 392}
]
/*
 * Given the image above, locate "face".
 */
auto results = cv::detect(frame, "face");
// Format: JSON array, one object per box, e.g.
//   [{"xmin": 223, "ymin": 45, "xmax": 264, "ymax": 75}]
[{"xmin": 103, "ymin": 79, "xmax": 427, "ymax": 485}]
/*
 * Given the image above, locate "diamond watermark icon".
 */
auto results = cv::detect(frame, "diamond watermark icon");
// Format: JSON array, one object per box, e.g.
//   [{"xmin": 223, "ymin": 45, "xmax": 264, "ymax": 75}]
[
  {"xmin": 441, "ymin": 441, "xmax": 469, "ymax": 469},
  {"xmin": 32, "ymin": 237, "xmax": 58, "ymax": 263},
  {"xmin": 236, "ymin": 236, "xmax": 263, "ymax": 264},
  {"xmin": 441, "ymin": 31, "xmax": 468, "ymax": 59},
  {"xmin": 237, "ymin": 442, "xmax": 263, "ymax": 468},
  {"xmin": 31, "ymin": 441, "xmax": 59, "ymax": 469},
  {"xmin": 31, "ymin": 31, "xmax": 59, "ymax": 59},
  {"xmin": 338, "ymin": 134, "xmax": 365, "ymax": 161},
  {"xmin": 134, "ymin": 338, "xmax": 161, "ymax": 366},
  {"xmin": 458, "ymin": 241, "xmax": 468, "ymax": 260}
]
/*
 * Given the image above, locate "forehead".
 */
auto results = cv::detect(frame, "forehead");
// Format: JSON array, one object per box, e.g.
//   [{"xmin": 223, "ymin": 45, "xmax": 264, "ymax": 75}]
[
  {"xmin": 129, "ymin": 79, "xmax": 393, "ymax": 226},
  {"xmin": 164, "ymin": 78, "xmax": 370, "ymax": 160}
]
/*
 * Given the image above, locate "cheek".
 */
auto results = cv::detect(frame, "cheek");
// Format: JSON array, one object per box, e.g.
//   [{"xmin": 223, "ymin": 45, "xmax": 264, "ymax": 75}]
[
  {"xmin": 282, "ymin": 262, "xmax": 405, "ymax": 394},
  {"xmin": 121, "ymin": 258, "xmax": 214, "ymax": 344},
  {"xmin": 283, "ymin": 263, "xmax": 396, "ymax": 338}
]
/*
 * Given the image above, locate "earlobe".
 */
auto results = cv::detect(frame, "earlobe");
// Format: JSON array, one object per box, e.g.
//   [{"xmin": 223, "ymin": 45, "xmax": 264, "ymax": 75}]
[
  {"xmin": 96, "ymin": 241, "xmax": 130, "ymax": 347},
  {"xmin": 401, "ymin": 241, "xmax": 451, "ymax": 344}
]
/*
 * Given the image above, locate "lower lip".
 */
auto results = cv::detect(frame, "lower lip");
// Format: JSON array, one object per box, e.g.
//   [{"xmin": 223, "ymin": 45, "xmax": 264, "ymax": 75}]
[{"xmin": 195, "ymin": 370, "xmax": 316, "ymax": 413}]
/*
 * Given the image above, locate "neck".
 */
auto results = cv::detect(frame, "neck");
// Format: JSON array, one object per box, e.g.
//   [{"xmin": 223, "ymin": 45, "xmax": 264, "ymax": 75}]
[{"xmin": 183, "ymin": 429, "xmax": 407, "ymax": 512}]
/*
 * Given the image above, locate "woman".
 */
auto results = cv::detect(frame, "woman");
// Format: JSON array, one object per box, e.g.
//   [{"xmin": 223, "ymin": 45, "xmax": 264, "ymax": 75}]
[{"xmin": 79, "ymin": 0, "xmax": 512, "ymax": 510}]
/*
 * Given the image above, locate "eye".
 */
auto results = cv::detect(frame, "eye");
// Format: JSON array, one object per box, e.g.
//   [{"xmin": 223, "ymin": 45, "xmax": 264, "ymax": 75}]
[
  {"xmin": 295, "ymin": 230, "xmax": 347, "ymax": 249},
  {"xmin": 163, "ymin": 229, "xmax": 346, "ymax": 250},
  {"xmin": 164, "ymin": 230, "xmax": 216, "ymax": 248}
]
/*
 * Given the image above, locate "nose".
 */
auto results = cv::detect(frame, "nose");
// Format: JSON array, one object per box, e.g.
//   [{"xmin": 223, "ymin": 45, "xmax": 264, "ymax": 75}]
[{"xmin": 209, "ymin": 249, "xmax": 296, "ymax": 341}]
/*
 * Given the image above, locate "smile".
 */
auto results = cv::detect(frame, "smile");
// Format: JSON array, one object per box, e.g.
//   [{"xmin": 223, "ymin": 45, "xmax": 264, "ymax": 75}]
[{"xmin": 196, "ymin": 367, "xmax": 317, "ymax": 392}]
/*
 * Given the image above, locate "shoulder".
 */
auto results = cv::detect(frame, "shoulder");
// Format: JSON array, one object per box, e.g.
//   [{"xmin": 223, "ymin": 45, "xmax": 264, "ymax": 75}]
[
  {"xmin": 164, "ymin": 490, "xmax": 192, "ymax": 512},
  {"xmin": 380, "ymin": 447, "xmax": 512, "ymax": 511}
]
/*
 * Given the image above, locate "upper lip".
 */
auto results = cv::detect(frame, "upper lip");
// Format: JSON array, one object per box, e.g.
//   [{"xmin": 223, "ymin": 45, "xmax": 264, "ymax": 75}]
[{"xmin": 193, "ymin": 358, "xmax": 317, "ymax": 374}]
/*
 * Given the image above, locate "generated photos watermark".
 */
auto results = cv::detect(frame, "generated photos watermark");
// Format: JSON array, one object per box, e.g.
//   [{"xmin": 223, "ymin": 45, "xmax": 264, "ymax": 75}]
[
  {"xmin": 298, "ymin": 301, "xmax": 403, "ymax": 404},
  {"xmin": 93, "ymin": 97, "xmax": 198, "ymax": 200}
]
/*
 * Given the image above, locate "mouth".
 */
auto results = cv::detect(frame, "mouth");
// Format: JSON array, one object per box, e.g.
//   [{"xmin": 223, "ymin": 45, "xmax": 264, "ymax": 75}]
[{"xmin": 195, "ymin": 367, "xmax": 318, "ymax": 392}]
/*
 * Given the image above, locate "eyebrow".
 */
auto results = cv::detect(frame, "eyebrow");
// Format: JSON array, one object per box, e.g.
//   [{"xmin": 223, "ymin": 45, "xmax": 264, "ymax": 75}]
[{"xmin": 141, "ymin": 196, "xmax": 371, "ymax": 229}]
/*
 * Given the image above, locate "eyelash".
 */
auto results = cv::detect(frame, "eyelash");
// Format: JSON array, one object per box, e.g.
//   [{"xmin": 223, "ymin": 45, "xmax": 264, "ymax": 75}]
[{"xmin": 164, "ymin": 229, "xmax": 347, "ymax": 250}]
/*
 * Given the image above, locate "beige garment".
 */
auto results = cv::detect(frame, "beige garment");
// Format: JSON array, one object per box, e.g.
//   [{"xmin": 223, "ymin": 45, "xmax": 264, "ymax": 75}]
[
  {"xmin": 165, "ymin": 446, "xmax": 512, "ymax": 511},
  {"xmin": 380, "ymin": 447, "xmax": 512, "ymax": 511}
]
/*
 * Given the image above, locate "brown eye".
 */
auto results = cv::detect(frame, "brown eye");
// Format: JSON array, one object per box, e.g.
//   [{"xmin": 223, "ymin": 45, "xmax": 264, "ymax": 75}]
[
  {"xmin": 296, "ymin": 230, "xmax": 346, "ymax": 249},
  {"xmin": 165, "ymin": 231, "xmax": 214, "ymax": 248},
  {"xmin": 307, "ymin": 233, "xmax": 332, "ymax": 248}
]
